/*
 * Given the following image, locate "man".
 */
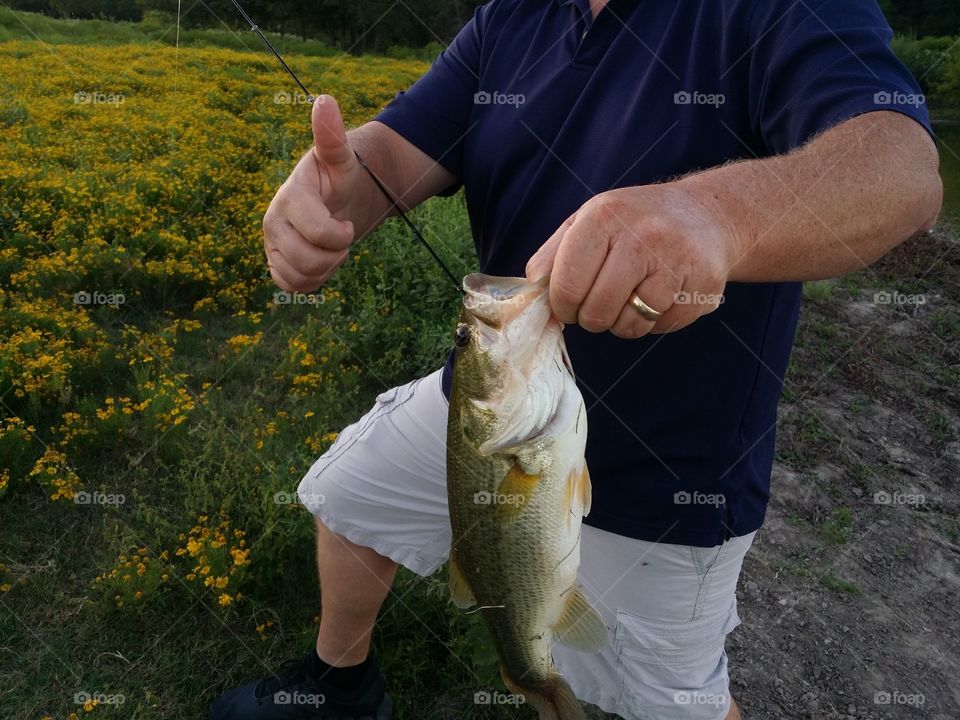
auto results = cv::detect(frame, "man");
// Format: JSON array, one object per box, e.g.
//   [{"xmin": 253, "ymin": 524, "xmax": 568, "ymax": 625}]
[{"xmin": 209, "ymin": 0, "xmax": 942, "ymax": 718}]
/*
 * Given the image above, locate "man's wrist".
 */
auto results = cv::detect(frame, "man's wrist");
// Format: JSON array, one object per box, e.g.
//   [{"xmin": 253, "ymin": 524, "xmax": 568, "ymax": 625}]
[{"xmin": 674, "ymin": 170, "xmax": 749, "ymax": 280}]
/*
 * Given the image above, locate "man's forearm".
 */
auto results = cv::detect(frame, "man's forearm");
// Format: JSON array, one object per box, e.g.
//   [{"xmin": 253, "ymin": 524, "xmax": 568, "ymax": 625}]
[
  {"xmin": 345, "ymin": 121, "xmax": 457, "ymax": 241},
  {"xmin": 679, "ymin": 111, "xmax": 943, "ymax": 283}
]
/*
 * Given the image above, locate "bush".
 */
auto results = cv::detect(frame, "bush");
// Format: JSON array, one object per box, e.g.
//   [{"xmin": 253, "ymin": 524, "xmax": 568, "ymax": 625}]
[{"xmin": 891, "ymin": 34, "xmax": 959, "ymax": 106}]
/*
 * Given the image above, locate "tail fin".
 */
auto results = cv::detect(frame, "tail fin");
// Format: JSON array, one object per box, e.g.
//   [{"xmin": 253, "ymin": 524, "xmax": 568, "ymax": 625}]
[{"xmin": 502, "ymin": 668, "xmax": 586, "ymax": 720}]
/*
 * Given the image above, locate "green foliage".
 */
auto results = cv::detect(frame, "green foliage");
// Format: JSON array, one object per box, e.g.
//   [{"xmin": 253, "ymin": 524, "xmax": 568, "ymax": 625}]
[
  {"xmin": 890, "ymin": 35, "xmax": 957, "ymax": 98},
  {"xmin": 3, "ymin": 0, "xmax": 485, "ymax": 52},
  {"xmin": 881, "ymin": 0, "xmax": 960, "ymax": 38}
]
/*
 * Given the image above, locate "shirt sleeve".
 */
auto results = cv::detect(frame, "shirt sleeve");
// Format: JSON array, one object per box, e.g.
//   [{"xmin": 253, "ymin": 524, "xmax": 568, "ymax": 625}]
[
  {"xmin": 374, "ymin": 3, "xmax": 491, "ymax": 185},
  {"xmin": 748, "ymin": 0, "xmax": 934, "ymax": 156}
]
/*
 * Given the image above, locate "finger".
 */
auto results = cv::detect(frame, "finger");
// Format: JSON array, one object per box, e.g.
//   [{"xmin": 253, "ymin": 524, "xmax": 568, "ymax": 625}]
[
  {"xmin": 281, "ymin": 184, "xmax": 354, "ymax": 251},
  {"xmin": 648, "ymin": 286, "xmax": 720, "ymax": 334},
  {"xmin": 548, "ymin": 218, "xmax": 610, "ymax": 324},
  {"xmin": 525, "ymin": 215, "xmax": 573, "ymax": 282},
  {"xmin": 311, "ymin": 95, "xmax": 353, "ymax": 172},
  {"xmin": 609, "ymin": 270, "xmax": 678, "ymax": 339},
  {"xmin": 577, "ymin": 238, "xmax": 650, "ymax": 333},
  {"xmin": 267, "ymin": 245, "xmax": 335, "ymax": 294},
  {"xmin": 272, "ymin": 220, "xmax": 350, "ymax": 277}
]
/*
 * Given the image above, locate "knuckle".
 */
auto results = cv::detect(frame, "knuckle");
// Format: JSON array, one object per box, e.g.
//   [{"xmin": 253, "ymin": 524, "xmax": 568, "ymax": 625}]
[{"xmin": 578, "ymin": 312, "xmax": 609, "ymax": 333}]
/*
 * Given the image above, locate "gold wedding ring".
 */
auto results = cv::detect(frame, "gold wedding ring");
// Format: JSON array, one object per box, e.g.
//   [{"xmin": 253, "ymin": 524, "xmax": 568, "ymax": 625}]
[{"xmin": 629, "ymin": 293, "xmax": 663, "ymax": 322}]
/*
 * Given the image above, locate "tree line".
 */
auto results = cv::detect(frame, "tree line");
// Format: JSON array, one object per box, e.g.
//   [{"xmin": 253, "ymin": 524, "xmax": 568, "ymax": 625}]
[
  {"xmin": 8, "ymin": 0, "xmax": 486, "ymax": 52},
  {"xmin": 6, "ymin": 0, "xmax": 959, "ymax": 52}
]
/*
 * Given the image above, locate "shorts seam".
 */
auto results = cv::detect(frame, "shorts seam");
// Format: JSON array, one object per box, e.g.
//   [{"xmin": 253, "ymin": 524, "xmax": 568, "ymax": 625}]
[{"xmin": 692, "ymin": 543, "xmax": 729, "ymax": 621}]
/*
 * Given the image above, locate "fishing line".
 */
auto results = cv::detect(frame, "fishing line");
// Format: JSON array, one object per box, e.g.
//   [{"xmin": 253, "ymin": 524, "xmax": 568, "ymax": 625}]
[{"xmin": 227, "ymin": 0, "xmax": 464, "ymax": 294}]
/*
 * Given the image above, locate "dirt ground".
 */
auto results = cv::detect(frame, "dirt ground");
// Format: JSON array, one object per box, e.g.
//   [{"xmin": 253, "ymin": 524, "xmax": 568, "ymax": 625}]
[{"xmin": 591, "ymin": 227, "xmax": 960, "ymax": 720}]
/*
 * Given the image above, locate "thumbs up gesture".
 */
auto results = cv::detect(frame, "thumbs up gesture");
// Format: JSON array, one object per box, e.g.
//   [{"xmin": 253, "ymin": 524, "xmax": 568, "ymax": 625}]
[{"xmin": 263, "ymin": 95, "xmax": 360, "ymax": 292}]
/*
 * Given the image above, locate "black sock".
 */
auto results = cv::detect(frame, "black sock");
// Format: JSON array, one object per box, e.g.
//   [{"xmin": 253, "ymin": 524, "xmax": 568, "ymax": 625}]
[{"xmin": 308, "ymin": 650, "xmax": 371, "ymax": 691}]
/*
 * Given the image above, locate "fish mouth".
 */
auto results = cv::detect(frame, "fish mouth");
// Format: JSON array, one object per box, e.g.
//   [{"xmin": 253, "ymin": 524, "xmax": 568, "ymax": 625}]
[{"xmin": 462, "ymin": 273, "xmax": 549, "ymax": 328}]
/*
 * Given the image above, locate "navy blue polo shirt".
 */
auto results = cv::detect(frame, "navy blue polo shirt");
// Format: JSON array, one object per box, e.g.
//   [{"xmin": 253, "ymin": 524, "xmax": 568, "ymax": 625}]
[{"xmin": 375, "ymin": 0, "xmax": 931, "ymax": 547}]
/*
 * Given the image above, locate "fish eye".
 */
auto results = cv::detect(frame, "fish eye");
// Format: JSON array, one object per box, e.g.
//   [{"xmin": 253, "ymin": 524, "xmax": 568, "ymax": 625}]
[{"xmin": 454, "ymin": 323, "xmax": 471, "ymax": 349}]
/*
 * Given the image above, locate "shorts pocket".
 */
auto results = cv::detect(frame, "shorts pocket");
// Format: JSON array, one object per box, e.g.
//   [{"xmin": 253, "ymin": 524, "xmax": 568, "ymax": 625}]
[{"xmin": 614, "ymin": 609, "xmax": 738, "ymax": 719}]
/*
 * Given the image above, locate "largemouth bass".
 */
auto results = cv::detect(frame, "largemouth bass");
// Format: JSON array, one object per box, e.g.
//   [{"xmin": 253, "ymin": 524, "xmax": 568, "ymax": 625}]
[{"xmin": 446, "ymin": 273, "xmax": 608, "ymax": 720}]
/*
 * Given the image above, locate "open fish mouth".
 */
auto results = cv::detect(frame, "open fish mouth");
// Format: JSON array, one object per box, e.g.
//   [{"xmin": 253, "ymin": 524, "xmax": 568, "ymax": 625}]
[{"xmin": 462, "ymin": 273, "xmax": 549, "ymax": 328}]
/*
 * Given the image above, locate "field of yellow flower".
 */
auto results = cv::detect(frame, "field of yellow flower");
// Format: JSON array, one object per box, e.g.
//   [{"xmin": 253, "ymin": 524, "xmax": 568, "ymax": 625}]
[{"xmin": 0, "ymin": 37, "xmax": 499, "ymax": 720}]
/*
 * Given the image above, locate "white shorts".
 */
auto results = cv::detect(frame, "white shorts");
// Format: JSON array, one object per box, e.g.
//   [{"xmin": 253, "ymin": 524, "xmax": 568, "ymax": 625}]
[{"xmin": 298, "ymin": 370, "xmax": 755, "ymax": 720}]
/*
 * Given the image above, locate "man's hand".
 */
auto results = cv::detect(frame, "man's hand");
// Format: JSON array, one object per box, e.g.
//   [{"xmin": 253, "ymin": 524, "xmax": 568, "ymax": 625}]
[
  {"xmin": 525, "ymin": 184, "xmax": 738, "ymax": 339},
  {"xmin": 263, "ymin": 95, "xmax": 359, "ymax": 293}
]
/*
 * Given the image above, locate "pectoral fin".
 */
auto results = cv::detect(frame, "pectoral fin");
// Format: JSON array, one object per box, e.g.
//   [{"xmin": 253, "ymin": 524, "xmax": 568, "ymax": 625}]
[
  {"xmin": 554, "ymin": 586, "xmax": 607, "ymax": 651},
  {"xmin": 494, "ymin": 462, "xmax": 539, "ymax": 521},
  {"xmin": 448, "ymin": 550, "xmax": 476, "ymax": 609},
  {"xmin": 564, "ymin": 463, "xmax": 592, "ymax": 523}
]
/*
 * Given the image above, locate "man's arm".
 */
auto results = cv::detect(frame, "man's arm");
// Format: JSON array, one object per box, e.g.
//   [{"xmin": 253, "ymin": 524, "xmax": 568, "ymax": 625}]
[
  {"xmin": 526, "ymin": 111, "xmax": 943, "ymax": 340},
  {"xmin": 344, "ymin": 120, "xmax": 458, "ymax": 239},
  {"xmin": 682, "ymin": 111, "xmax": 942, "ymax": 283}
]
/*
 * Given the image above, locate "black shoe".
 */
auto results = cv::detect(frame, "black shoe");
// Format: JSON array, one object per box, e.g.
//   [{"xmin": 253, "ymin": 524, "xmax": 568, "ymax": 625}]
[{"xmin": 208, "ymin": 652, "xmax": 393, "ymax": 719}]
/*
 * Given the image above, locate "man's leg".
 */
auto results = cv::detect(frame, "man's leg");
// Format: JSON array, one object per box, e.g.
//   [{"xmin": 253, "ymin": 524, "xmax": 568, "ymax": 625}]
[
  {"xmin": 208, "ymin": 371, "xmax": 452, "ymax": 719},
  {"xmin": 313, "ymin": 517, "xmax": 398, "ymax": 667},
  {"xmin": 553, "ymin": 526, "xmax": 756, "ymax": 720},
  {"xmin": 727, "ymin": 698, "xmax": 742, "ymax": 719}
]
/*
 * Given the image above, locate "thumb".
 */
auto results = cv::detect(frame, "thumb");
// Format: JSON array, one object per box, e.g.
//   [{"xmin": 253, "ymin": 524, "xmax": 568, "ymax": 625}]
[
  {"xmin": 311, "ymin": 95, "xmax": 353, "ymax": 170},
  {"xmin": 526, "ymin": 216, "xmax": 572, "ymax": 282}
]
